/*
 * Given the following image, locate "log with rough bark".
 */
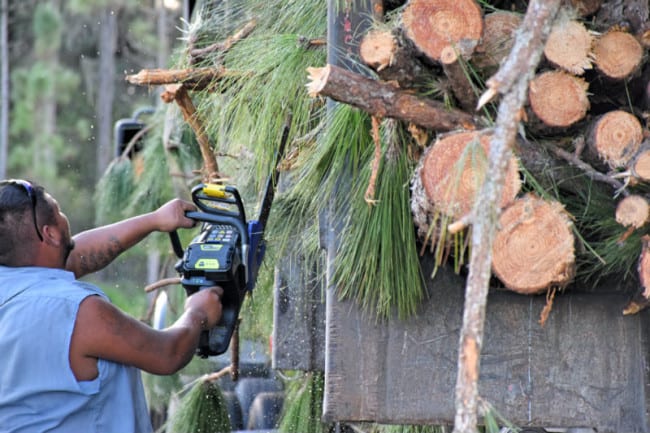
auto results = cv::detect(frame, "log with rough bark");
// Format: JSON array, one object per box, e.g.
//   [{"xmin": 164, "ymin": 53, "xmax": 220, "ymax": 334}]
[
  {"xmin": 592, "ymin": 29, "xmax": 644, "ymax": 81},
  {"xmin": 639, "ymin": 235, "xmax": 650, "ymax": 299},
  {"xmin": 527, "ymin": 70, "xmax": 590, "ymax": 128},
  {"xmin": 492, "ymin": 193, "xmax": 576, "ymax": 295},
  {"xmin": 358, "ymin": 29, "xmax": 436, "ymax": 88},
  {"xmin": 615, "ymin": 194, "xmax": 650, "ymax": 229},
  {"xmin": 543, "ymin": 18, "xmax": 594, "ymax": 75},
  {"xmin": 440, "ymin": 46, "xmax": 478, "ymax": 111},
  {"xmin": 415, "ymin": 130, "xmax": 521, "ymax": 222},
  {"xmin": 161, "ymin": 84, "xmax": 221, "ymax": 181},
  {"xmin": 472, "ymin": 11, "xmax": 522, "ymax": 74},
  {"xmin": 188, "ymin": 19, "xmax": 257, "ymax": 65},
  {"xmin": 624, "ymin": 235, "xmax": 650, "ymax": 315},
  {"xmin": 588, "ymin": 109, "xmax": 643, "ymax": 169},
  {"xmin": 306, "ymin": 64, "xmax": 478, "ymax": 131},
  {"xmin": 125, "ymin": 67, "xmax": 231, "ymax": 91},
  {"xmin": 402, "ymin": 0, "xmax": 483, "ymax": 63}
]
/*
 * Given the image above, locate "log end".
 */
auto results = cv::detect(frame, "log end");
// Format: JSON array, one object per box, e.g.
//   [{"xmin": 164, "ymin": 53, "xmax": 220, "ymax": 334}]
[
  {"xmin": 632, "ymin": 148, "xmax": 650, "ymax": 181},
  {"xmin": 306, "ymin": 65, "xmax": 330, "ymax": 98},
  {"xmin": 528, "ymin": 71, "xmax": 590, "ymax": 128},
  {"xmin": 420, "ymin": 130, "xmax": 521, "ymax": 219},
  {"xmin": 492, "ymin": 194, "xmax": 576, "ymax": 295},
  {"xmin": 593, "ymin": 30, "xmax": 644, "ymax": 80},
  {"xmin": 402, "ymin": 0, "xmax": 483, "ymax": 62},
  {"xmin": 592, "ymin": 110, "xmax": 643, "ymax": 168},
  {"xmin": 544, "ymin": 20, "xmax": 594, "ymax": 75},
  {"xmin": 359, "ymin": 30, "xmax": 397, "ymax": 71},
  {"xmin": 615, "ymin": 194, "xmax": 650, "ymax": 229}
]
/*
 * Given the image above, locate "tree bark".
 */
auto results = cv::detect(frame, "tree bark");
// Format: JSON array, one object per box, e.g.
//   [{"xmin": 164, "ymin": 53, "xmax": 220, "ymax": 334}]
[
  {"xmin": 453, "ymin": 1, "xmax": 561, "ymax": 432},
  {"xmin": 161, "ymin": 84, "xmax": 220, "ymax": 181},
  {"xmin": 441, "ymin": 46, "xmax": 478, "ymax": 111},
  {"xmin": 126, "ymin": 66, "xmax": 230, "ymax": 91},
  {"xmin": 306, "ymin": 64, "xmax": 478, "ymax": 132},
  {"xmin": 492, "ymin": 193, "xmax": 576, "ymax": 294},
  {"xmin": 472, "ymin": 11, "xmax": 522, "ymax": 75},
  {"xmin": 567, "ymin": 0, "xmax": 604, "ymax": 17}
]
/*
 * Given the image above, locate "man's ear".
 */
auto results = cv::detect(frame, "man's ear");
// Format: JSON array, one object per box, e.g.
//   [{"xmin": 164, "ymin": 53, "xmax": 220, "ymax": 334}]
[{"xmin": 41, "ymin": 224, "xmax": 63, "ymax": 247}]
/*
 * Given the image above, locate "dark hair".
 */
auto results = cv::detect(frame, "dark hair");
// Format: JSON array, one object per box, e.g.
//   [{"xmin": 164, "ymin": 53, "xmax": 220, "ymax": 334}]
[{"xmin": 0, "ymin": 180, "xmax": 56, "ymax": 264}]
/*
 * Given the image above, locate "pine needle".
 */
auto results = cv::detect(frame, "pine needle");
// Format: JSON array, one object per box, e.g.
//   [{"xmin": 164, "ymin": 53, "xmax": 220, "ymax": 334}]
[
  {"xmin": 334, "ymin": 120, "xmax": 425, "ymax": 320},
  {"xmin": 94, "ymin": 156, "xmax": 135, "ymax": 225},
  {"xmin": 277, "ymin": 372, "xmax": 325, "ymax": 433},
  {"xmin": 167, "ymin": 379, "xmax": 232, "ymax": 433}
]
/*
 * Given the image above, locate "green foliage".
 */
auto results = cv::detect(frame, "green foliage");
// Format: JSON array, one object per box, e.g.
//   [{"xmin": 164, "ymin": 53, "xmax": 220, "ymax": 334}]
[
  {"xmin": 167, "ymin": 379, "xmax": 232, "ymax": 433},
  {"xmin": 33, "ymin": 3, "xmax": 62, "ymax": 53},
  {"xmin": 94, "ymin": 157, "xmax": 136, "ymax": 224},
  {"xmin": 278, "ymin": 372, "xmax": 325, "ymax": 433},
  {"xmin": 334, "ymin": 121, "xmax": 425, "ymax": 319}
]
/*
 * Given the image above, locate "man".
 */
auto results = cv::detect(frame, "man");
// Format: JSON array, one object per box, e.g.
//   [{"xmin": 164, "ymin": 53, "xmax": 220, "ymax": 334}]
[{"xmin": 0, "ymin": 179, "xmax": 223, "ymax": 433}]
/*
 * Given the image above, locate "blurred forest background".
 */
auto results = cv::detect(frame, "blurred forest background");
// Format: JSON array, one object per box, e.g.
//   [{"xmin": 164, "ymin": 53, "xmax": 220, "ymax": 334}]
[{"xmin": 0, "ymin": 0, "xmax": 188, "ymax": 308}]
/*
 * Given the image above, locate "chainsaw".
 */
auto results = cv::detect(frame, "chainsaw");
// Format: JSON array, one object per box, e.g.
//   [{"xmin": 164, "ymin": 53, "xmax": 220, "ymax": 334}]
[{"xmin": 169, "ymin": 119, "xmax": 290, "ymax": 357}]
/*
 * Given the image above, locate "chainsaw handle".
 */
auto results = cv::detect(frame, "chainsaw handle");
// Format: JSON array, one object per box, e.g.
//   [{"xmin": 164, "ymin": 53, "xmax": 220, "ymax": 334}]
[
  {"xmin": 169, "ymin": 231, "xmax": 184, "ymax": 259},
  {"xmin": 168, "ymin": 210, "xmax": 250, "ymax": 261}
]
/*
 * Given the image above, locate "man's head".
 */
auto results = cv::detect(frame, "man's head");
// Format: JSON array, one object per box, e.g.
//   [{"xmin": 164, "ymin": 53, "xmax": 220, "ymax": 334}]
[{"xmin": 0, "ymin": 180, "xmax": 75, "ymax": 267}]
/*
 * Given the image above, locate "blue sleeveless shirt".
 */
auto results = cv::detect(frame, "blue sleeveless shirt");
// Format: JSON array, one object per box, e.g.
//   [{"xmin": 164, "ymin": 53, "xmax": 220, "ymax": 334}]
[{"xmin": 0, "ymin": 266, "xmax": 153, "ymax": 433}]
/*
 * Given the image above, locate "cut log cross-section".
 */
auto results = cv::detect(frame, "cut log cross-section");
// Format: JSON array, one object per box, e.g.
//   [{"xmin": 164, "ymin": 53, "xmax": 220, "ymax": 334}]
[
  {"xmin": 593, "ymin": 30, "xmax": 644, "ymax": 81},
  {"xmin": 492, "ymin": 193, "xmax": 576, "ymax": 295},
  {"xmin": 402, "ymin": 0, "xmax": 483, "ymax": 63},
  {"xmin": 528, "ymin": 70, "xmax": 590, "ymax": 128},
  {"xmin": 359, "ymin": 29, "xmax": 434, "ymax": 88},
  {"xmin": 418, "ymin": 130, "xmax": 521, "ymax": 220},
  {"xmin": 543, "ymin": 19, "xmax": 594, "ymax": 75},
  {"xmin": 628, "ymin": 144, "xmax": 650, "ymax": 183},
  {"xmin": 589, "ymin": 110, "xmax": 643, "ymax": 169},
  {"xmin": 615, "ymin": 194, "xmax": 650, "ymax": 230}
]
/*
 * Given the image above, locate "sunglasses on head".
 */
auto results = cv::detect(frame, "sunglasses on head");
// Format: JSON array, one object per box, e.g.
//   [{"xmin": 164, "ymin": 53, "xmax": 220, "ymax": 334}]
[{"xmin": 0, "ymin": 179, "xmax": 43, "ymax": 241}]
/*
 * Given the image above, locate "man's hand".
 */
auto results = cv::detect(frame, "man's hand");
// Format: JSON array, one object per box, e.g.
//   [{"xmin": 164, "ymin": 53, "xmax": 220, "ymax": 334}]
[
  {"xmin": 152, "ymin": 199, "xmax": 197, "ymax": 232},
  {"xmin": 184, "ymin": 286, "xmax": 224, "ymax": 330}
]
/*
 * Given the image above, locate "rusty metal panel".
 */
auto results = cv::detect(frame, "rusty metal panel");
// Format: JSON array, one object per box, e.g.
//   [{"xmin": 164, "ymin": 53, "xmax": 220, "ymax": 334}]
[{"xmin": 323, "ymin": 258, "xmax": 650, "ymax": 432}]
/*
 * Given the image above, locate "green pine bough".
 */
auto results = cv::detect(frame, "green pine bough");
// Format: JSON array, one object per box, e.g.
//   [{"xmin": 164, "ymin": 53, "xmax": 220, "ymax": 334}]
[
  {"xmin": 278, "ymin": 372, "xmax": 325, "ymax": 433},
  {"xmin": 334, "ymin": 119, "xmax": 426, "ymax": 320},
  {"xmin": 167, "ymin": 379, "xmax": 232, "ymax": 433}
]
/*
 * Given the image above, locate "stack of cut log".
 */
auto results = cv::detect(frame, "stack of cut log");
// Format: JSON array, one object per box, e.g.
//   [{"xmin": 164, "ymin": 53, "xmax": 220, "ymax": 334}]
[{"xmin": 307, "ymin": 0, "xmax": 650, "ymax": 306}]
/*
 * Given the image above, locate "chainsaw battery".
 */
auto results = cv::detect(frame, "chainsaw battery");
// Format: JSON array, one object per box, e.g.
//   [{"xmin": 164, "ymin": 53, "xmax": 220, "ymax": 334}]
[{"xmin": 177, "ymin": 223, "xmax": 243, "ymax": 294}]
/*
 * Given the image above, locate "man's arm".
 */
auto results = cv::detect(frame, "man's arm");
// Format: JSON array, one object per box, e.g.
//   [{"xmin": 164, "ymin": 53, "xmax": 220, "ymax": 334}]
[
  {"xmin": 66, "ymin": 199, "xmax": 196, "ymax": 278},
  {"xmin": 69, "ymin": 287, "xmax": 223, "ymax": 380}
]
